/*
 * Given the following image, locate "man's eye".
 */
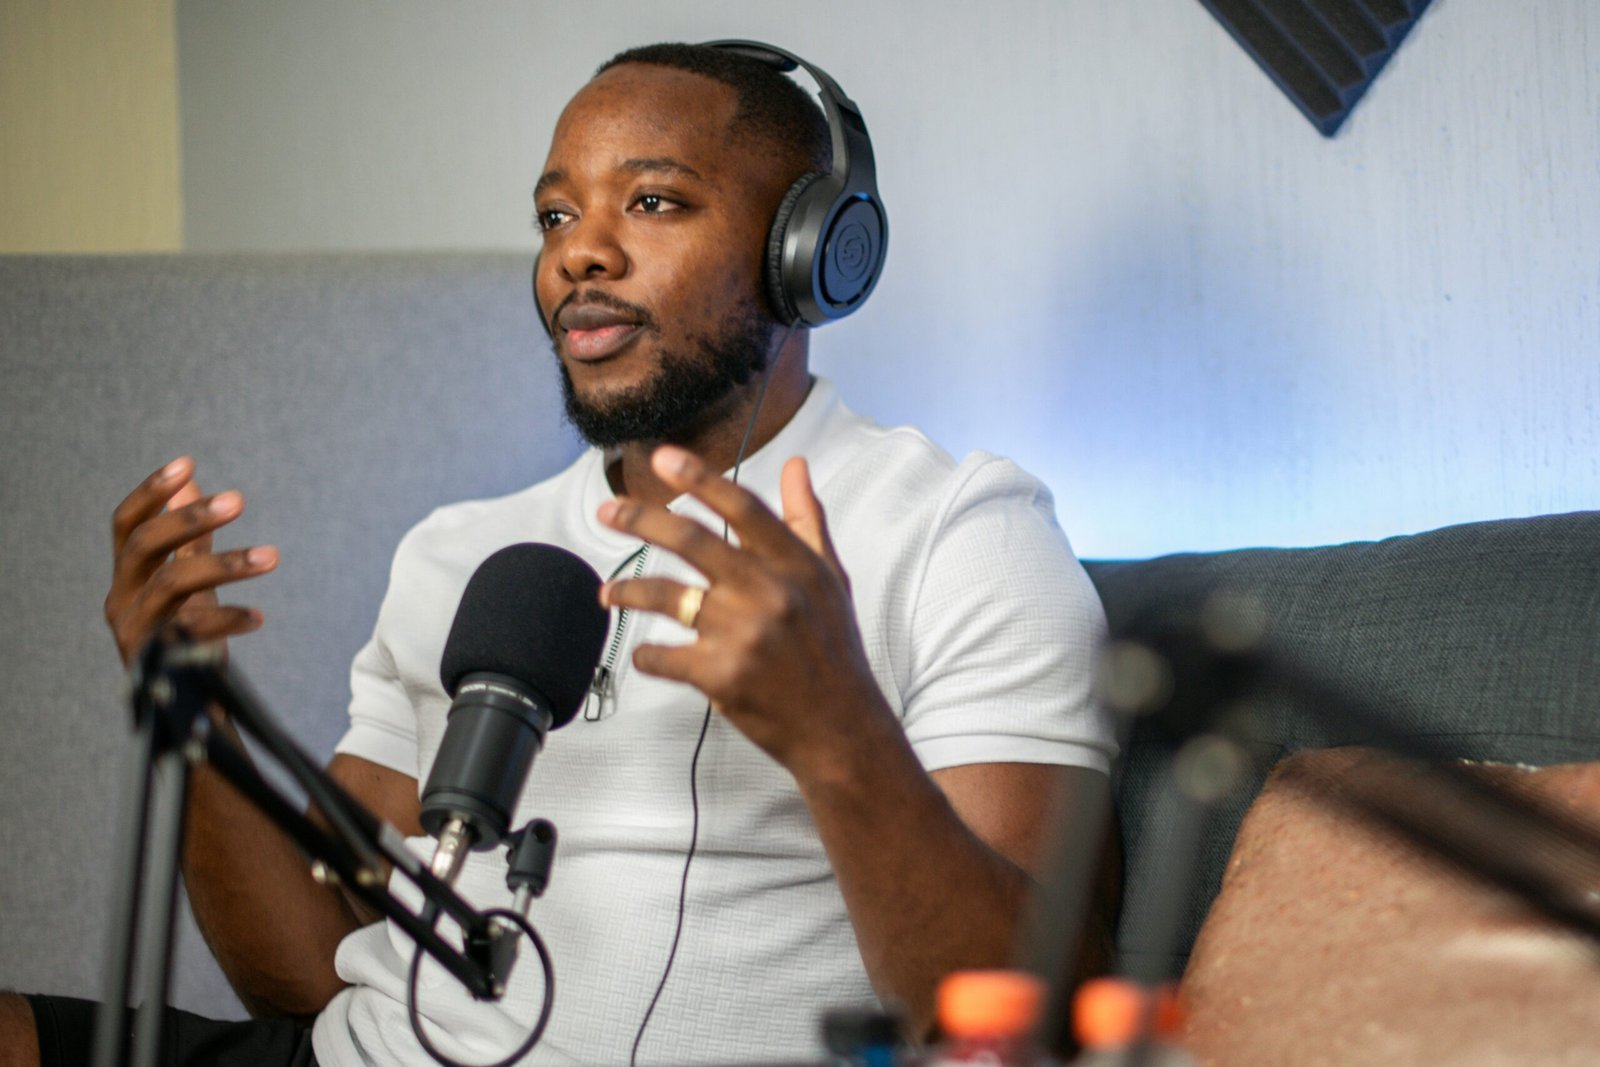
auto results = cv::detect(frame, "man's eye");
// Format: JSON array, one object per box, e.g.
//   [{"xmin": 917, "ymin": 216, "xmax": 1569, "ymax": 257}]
[
  {"xmin": 536, "ymin": 208, "xmax": 571, "ymax": 231},
  {"xmin": 634, "ymin": 194, "xmax": 680, "ymax": 215}
]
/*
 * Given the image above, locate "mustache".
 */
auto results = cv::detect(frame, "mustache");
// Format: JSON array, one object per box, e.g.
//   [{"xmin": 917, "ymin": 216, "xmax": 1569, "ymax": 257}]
[{"xmin": 550, "ymin": 289, "xmax": 656, "ymax": 331}]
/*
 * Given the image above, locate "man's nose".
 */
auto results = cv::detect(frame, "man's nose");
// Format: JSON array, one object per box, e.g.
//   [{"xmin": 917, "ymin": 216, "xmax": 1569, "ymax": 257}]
[{"xmin": 558, "ymin": 217, "xmax": 627, "ymax": 280}]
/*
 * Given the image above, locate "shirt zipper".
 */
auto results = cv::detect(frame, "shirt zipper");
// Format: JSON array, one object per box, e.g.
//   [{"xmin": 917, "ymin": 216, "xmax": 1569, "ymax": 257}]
[{"xmin": 584, "ymin": 544, "xmax": 650, "ymax": 721}]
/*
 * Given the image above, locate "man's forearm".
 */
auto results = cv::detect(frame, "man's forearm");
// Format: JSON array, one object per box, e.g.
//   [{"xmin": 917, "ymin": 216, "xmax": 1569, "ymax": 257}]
[
  {"xmin": 790, "ymin": 713, "xmax": 1043, "ymax": 1038},
  {"xmin": 181, "ymin": 730, "xmax": 363, "ymax": 1019}
]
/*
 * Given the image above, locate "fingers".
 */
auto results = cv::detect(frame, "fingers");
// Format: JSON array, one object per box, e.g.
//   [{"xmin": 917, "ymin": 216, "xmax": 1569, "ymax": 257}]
[
  {"xmin": 600, "ymin": 576, "xmax": 702, "ymax": 625},
  {"xmin": 105, "ymin": 457, "xmax": 277, "ymax": 665},
  {"xmin": 170, "ymin": 480, "xmax": 202, "ymax": 510},
  {"xmin": 112, "ymin": 489, "xmax": 246, "ymax": 593},
  {"xmin": 597, "ymin": 495, "xmax": 748, "ymax": 583},
  {"xmin": 109, "ymin": 547, "xmax": 278, "ymax": 653},
  {"xmin": 598, "ymin": 577, "xmax": 716, "ymax": 692},
  {"xmin": 115, "ymin": 603, "xmax": 263, "ymax": 665},
  {"xmin": 169, "ymin": 480, "xmax": 214, "ymax": 559},
  {"xmin": 172, "ymin": 603, "xmax": 265, "ymax": 643},
  {"xmin": 112, "ymin": 456, "xmax": 193, "ymax": 555},
  {"xmin": 779, "ymin": 457, "xmax": 845, "ymax": 578},
  {"xmin": 648, "ymin": 446, "xmax": 796, "ymax": 558},
  {"xmin": 596, "ymin": 445, "xmax": 839, "ymax": 582},
  {"xmin": 596, "ymin": 446, "xmax": 859, "ymax": 723},
  {"xmin": 147, "ymin": 546, "xmax": 279, "ymax": 604},
  {"xmin": 630, "ymin": 641, "xmax": 701, "ymax": 688}
]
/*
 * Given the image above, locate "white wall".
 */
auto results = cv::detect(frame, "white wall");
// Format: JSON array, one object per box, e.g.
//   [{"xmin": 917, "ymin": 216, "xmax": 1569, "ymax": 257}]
[{"xmin": 177, "ymin": 0, "xmax": 1599, "ymax": 556}]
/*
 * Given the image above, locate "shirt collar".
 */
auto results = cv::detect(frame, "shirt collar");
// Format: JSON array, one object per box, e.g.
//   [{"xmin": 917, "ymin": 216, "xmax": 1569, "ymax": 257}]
[{"xmin": 579, "ymin": 376, "xmax": 842, "ymax": 544}]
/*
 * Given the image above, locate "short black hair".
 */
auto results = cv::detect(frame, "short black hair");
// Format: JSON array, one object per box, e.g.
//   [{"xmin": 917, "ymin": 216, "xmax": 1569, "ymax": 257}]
[{"xmin": 596, "ymin": 43, "xmax": 832, "ymax": 177}]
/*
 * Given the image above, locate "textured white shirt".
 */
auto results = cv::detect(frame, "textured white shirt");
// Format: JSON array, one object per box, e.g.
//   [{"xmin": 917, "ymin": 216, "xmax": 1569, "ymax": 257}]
[{"xmin": 315, "ymin": 378, "xmax": 1113, "ymax": 1065}]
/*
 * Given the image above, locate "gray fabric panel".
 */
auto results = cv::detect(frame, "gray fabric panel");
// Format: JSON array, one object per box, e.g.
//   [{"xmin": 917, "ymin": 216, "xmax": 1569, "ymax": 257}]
[
  {"xmin": 1086, "ymin": 511, "xmax": 1600, "ymax": 979},
  {"xmin": 7, "ymin": 255, "xmax": 1595, "ymax": 1017},
  {"xmin": 0, "ymin": 253, "xmax": 581, "ymax": 1018}
]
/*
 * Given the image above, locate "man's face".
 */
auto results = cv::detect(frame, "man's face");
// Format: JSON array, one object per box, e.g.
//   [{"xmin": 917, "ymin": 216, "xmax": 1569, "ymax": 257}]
[{"xmin": 534, "ymin": 64, "xmax": 791, "ymax": 447}]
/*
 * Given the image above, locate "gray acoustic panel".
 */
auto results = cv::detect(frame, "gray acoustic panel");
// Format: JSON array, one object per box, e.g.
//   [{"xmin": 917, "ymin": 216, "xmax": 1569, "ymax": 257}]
[
  {"xmin": 0, "ymin": 253, "xmax": 581, "ymax": 1018},
  {"xmin": 1199, "ymin": 0, "xmax": 1434, "ymax": 135}
]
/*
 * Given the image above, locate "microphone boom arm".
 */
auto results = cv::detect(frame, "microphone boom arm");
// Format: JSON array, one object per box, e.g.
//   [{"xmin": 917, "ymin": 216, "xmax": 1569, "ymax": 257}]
[
  {"xmin": 185, "ymin": 645, "xmax": 497, "ymax": 977},
  {"xmin": 94, "ymin": 628, "xmax": 526, "ymax": 1067}
]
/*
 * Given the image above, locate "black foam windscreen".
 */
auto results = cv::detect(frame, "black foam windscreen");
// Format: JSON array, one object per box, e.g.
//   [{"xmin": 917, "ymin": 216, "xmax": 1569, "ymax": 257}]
[{"xmin": 439, "ymin": 543, "xmax": 609, "ymax": 728}]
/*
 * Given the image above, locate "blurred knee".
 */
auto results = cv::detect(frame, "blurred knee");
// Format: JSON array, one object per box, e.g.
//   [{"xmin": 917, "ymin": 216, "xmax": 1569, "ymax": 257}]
[{"xmin": 0, "ymin": 993, "xmax": 40, "ymax": 1067}]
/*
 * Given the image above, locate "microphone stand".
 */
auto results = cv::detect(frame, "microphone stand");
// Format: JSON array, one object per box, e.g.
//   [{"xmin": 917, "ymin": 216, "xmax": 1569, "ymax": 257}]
[{"xmin": 93, "ymin": 628, "xmax": 549, "ymax": 1067}]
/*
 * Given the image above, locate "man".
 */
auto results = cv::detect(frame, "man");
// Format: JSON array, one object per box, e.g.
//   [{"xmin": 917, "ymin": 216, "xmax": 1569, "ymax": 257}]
[{"xmin": 1, "ymin": 43, "xmax": 1113, "ymax": 1066}]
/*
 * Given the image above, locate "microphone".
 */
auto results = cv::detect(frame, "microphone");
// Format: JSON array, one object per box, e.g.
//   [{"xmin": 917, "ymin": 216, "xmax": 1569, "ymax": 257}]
[{"xmin": 420, "ymin": 543, "xmax": 609, "ymax": 883}]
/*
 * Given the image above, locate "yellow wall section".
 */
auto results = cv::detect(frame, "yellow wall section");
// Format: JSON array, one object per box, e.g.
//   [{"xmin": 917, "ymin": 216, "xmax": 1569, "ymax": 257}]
[{"xmin": 0, "ymin": 0, "xmax": 182, "ymax": 252}]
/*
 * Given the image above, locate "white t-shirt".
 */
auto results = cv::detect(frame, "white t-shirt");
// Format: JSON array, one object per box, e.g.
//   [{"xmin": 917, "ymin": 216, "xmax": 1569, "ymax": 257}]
[{"xmin": 314, "ymin": 378, "xmax": 1113, "ymax": 1065}]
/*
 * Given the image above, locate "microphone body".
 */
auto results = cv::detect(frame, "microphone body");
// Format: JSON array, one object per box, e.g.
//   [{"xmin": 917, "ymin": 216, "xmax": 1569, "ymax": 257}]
[
  {"xmin": 420, "ymin": 672, "xmax": 555, "ymax": 851},
  {"xmin": 418, "ymin": 543, "xmax": 609, "ymax": 881}
]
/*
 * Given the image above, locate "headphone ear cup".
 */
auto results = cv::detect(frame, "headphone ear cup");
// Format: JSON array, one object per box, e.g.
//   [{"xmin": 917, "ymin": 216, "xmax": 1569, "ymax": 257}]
[
  {"xmin": 764, "ymin": 172, "xmax": 823, "ymax": 326},
  {"xmin": 816, "ymin": 195, "xmax": 885, "ymax": 313}
]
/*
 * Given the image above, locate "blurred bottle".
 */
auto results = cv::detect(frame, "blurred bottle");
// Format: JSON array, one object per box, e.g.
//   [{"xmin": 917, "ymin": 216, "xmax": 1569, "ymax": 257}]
[
  {"xmin": 823, "ymin": 1004, "xmax": 907, "ymax": 1067},
  {"xmin": 926, "ymin": 970, "xmax": 1048, "ymax": 1066},
  {"xmin": 1071, "ymin": 977, "xmax": 1194, "ymax": 1066}
]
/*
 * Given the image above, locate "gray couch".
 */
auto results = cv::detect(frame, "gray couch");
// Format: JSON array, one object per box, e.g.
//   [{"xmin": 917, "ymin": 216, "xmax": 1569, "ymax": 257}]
[
  {"xmin": 1088, "ymin": 513, "xmax": 1600, "ymax": 979},
  {"xmin": 2, "ymin": 254, "xmax": 1595, "ymax": 1024}
]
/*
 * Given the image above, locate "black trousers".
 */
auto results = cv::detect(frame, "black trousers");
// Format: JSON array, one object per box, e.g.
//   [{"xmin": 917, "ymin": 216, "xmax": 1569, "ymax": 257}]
[{"xmin": 24, "ymin": 994, "xmax": 315, "ymax": 1067}]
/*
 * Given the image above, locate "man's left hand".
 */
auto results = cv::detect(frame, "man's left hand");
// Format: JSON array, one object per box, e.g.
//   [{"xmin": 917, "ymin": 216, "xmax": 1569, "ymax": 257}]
[{"xmin": 596, "ymin": 444, "xmax": 894, "ymax": 776}]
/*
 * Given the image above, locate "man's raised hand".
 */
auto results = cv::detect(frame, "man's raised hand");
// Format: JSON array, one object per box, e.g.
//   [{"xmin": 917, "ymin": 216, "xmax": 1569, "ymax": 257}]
[
  {"xmin": 595, "ymin": 445, "xmax": 895, "ymax": 779},
  {"xmin": 104, "ymin": 456, "xmax": 278, "ymax": 667}
]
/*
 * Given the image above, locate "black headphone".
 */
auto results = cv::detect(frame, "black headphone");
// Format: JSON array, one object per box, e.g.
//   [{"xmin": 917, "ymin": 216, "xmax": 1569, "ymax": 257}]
[{"xmin": 534, "ymin": 39, "xmax": 888, "ymax": 333}]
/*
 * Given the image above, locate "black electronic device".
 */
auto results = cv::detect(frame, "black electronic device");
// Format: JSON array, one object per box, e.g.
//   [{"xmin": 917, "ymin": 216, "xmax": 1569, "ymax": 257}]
[
  {"xmin": 705, "ymin": 38, "xmax": 888, "ymax": 327},
  {"xmin": 95, "ymin": 627, "xmax": 565, "ymax": 1067},
  {"xmin": 420, "ymin": 543, "xmax": 609, "ymax": 882}
]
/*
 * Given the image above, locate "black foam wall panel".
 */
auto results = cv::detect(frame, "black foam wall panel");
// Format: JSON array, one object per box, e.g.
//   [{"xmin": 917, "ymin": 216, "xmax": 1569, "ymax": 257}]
[{"xmin": 1199, "ymin": 0, "xmax": 1434, "ymax": 136}]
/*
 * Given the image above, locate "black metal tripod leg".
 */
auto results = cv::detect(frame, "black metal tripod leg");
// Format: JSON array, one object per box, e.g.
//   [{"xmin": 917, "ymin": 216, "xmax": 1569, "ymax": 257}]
[
  {"xmin": 129, "ymin": 747, "xmax": 192, "ymax": 1067},
  {"xmin": 92, "ymin": 719, "xmax": 160, "ymax": 1067}
]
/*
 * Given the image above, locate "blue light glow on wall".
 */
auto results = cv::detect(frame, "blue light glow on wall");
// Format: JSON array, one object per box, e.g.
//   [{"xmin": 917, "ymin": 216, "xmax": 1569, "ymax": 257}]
[{"xmin": 178, "ymin": 0, "xmax": 1599, "ymax": 559}]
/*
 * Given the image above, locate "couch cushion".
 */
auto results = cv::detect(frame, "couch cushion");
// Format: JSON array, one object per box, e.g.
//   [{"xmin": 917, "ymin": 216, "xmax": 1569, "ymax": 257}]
[
  {"xmin": 1085, "ymin": 512, "xmax": 1600, "ymax": 976},
  {"xmin": 1181, "ymin": 747, "xmax": 1600, "ymax": 1065}
]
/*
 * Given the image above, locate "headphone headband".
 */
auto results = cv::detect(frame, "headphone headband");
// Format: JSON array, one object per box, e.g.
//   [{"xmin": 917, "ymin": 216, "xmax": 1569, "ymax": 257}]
[
  {"xmin": 702, "ymin": 38, "xmax": 888, "ymax": 327},
  {"xmin": 699, "ymin": 39, "xmax": 878, "ymax": 200}
]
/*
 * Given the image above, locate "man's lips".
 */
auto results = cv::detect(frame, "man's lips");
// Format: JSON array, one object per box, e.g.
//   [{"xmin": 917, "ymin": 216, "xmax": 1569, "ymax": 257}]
[
  {"xmin": 564, "ymin": 322, "xmax": 644, "ymax": 361},
  {"xmin": 556, "ymin": 303, "xmax": 648, "ymax": 361}
]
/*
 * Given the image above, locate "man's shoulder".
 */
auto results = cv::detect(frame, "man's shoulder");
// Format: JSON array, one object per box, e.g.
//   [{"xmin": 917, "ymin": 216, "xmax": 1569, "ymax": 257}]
[
  {"xmin": 812, "ymin": 391, "xmax": 948, "ymax": 486},
  {"xmin": 819, "ymin": 385, "xmax": 1047, "ymax": 492},
  {"xmin": 820, "ymin": 407, "xmax": 1054, "ymax": 531}
]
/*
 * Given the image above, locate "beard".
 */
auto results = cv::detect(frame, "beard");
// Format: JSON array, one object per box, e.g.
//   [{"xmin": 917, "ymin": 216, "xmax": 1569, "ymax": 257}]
[{"xmin": 558, "ymin": 299, "xmax": 775, "ymax": 448}]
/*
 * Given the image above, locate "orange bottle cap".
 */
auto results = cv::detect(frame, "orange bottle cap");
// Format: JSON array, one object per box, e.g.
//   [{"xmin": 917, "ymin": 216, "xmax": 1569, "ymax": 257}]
[
  {"xmin": 1072, "ymin": 977, "xmax": 1185, "ymax": 1049},
  {"xmin": 936, "ymin": 970, "xmax": 1046, "ymax": 1038}
]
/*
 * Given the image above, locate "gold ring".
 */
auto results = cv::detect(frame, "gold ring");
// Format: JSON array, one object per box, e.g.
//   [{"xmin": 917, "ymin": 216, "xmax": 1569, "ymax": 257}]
[{"xmin": 675, "ymin": 585, "xmax": 706, "ymax": 629}]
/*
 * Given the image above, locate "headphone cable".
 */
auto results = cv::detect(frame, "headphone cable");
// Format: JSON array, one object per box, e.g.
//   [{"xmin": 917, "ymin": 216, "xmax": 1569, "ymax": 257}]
[{"xmin": 628, "ymin": 321, "xmax": 798, "ymax": 1066}]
